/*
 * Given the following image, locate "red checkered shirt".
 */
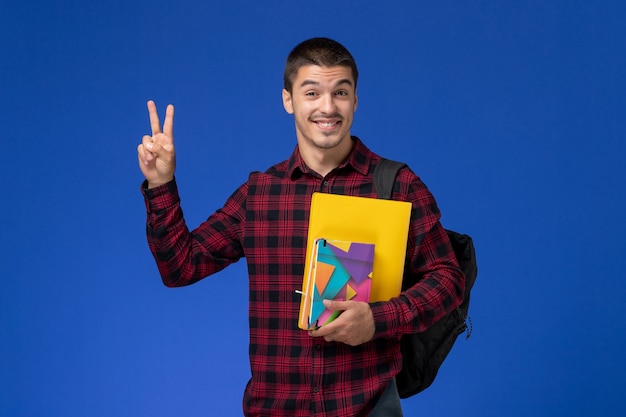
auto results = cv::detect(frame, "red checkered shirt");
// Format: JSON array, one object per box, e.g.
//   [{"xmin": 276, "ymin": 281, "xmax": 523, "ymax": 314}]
[{"xmin": 142, "ymin": 137, "xmax": 464, "ymax": 416}]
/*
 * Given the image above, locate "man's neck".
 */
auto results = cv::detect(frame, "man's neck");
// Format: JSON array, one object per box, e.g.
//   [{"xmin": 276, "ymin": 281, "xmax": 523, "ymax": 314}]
[{"xmin": 299, "ymin": 138, "xmax": 354, "ymax": 177}]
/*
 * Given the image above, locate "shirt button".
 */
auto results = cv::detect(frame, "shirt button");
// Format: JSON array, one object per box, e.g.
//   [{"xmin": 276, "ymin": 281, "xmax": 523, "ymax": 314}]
[
  {"xmin": 313, "ymin": 387, "xmax": 319, "ymax": 393},
  {"xmin": 323, "ymin": 180, "xmax": 329, "ymax": 187}
]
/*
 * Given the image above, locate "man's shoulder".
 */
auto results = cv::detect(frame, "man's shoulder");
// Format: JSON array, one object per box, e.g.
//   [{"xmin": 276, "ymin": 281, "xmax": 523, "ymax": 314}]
[
  {"xmin": 247, "ymin": 159, "xmax": 291, "ymax": 183},
  {"xmin": 264, "ymin": 158, "xmax": 291, "ymax": 176}
]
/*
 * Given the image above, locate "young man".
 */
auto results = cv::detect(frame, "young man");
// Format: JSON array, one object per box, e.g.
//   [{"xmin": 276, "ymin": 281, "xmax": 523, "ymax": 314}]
[{"xmin": 138, "ymin": 37, "xmax": 464, "ymax": 417}]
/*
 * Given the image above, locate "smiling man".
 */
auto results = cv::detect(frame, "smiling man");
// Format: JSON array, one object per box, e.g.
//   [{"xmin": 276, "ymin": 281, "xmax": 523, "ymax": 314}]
[{"xmin": 138, "ymin": 37, "xmax": 464, "ymax": 417}]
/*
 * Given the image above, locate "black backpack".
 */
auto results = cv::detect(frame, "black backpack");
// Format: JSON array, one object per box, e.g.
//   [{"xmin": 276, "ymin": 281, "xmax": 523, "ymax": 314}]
[{"xmin": 373, "ymin": 158, "xmax": 478, "ymax": 398}]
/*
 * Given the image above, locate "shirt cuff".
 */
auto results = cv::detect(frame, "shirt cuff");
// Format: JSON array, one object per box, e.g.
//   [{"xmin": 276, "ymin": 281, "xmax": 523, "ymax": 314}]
[
  {"xmin": 370, "ymin": 300, "xmax": 402, "ymax": 339},
  {"xmin": 141, "ymin": 178, "xmax": 180, "ymax": 212}
]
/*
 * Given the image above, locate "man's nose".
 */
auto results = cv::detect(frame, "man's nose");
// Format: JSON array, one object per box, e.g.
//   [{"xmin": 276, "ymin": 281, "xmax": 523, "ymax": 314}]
[{"xmin": 319, "ymin": 93, "xmax": 336, "ymax": 114}]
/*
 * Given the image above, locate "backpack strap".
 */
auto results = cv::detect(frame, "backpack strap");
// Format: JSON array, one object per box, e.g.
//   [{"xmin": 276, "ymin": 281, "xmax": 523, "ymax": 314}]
[
  {"xmin": 375, "ymin": 157, "xmax": 477, "ymax": 398},
  {"xmin": 373, "ymin": 158, "xmax": 407, "ymax": 200}
]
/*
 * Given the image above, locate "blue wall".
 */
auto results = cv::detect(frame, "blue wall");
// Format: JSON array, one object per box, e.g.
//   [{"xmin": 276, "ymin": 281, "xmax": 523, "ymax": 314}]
[{"xmin": 2, "ymin": 1, "xmax": 625, "ymax": 415}]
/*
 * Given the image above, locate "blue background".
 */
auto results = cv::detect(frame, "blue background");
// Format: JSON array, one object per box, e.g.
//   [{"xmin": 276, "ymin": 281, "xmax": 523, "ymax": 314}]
[{"xmin": 2, "ymin": 1, "xmax": 625, "ymax": 416}]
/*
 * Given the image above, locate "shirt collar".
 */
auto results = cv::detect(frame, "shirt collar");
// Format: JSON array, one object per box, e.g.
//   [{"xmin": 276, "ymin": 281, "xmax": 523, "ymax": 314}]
[{"xmin": 287, "ymin": 136, "xmax": 374, "ymax": 180}]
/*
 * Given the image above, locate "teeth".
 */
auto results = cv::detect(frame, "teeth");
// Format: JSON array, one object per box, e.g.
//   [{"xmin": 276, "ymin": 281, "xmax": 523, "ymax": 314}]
[{"xmin": 318, "ymin": 122, "xmax": 336, "ymax": 127}]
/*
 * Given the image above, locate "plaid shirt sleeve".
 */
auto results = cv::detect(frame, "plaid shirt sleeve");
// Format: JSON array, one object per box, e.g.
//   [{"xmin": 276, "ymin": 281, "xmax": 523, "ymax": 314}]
[
  {"xmin": 369, "ymin": 167, "xmax": 465, "ymax": 338},
  {"xmin": 141, "ymin": 178, "xmax": 246, "ymax": 287}
]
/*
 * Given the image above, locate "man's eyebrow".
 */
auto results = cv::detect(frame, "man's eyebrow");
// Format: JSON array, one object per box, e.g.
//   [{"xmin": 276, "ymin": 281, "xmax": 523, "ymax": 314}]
[{"xmin": 299, "ymin": 78, "xmax": 354, "ymax": 88}]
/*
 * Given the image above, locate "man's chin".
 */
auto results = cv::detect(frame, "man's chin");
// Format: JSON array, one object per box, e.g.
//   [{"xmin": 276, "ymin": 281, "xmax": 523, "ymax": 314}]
[{"xmin": 314, "ymin": 137, "xmax": 343, "ymax": 150}]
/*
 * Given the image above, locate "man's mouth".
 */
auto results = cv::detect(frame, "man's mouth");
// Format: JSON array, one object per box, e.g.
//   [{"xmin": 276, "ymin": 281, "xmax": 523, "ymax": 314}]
[
  {"xmin": 316, "ymin": 121, "xmax": 338, "ymax": 127},
  {"xmin": 313, "ymin": 119, "xmax": 341, "ymax": 129}
]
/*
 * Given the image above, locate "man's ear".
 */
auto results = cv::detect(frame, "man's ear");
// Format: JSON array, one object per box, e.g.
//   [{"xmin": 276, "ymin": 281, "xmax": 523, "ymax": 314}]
[
  {"xmin": 354, "ymin": 91, "xmax": 358, "ymax": 112},
  {"xmin": 282, "ymin": 89, "xmax": 294, "ymax": 114}
]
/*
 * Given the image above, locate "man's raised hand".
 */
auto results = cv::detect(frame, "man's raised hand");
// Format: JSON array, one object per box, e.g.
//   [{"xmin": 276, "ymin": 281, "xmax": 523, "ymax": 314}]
[{"xmin": 137, "ymin": 100, "xmax": 176, "ymax": 188}]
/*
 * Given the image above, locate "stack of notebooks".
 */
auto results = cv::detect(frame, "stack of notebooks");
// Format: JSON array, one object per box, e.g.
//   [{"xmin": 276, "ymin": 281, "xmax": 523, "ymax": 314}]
[{"xmin": 298, "ymin": 192, "xmax": 412, "ymax": 330}]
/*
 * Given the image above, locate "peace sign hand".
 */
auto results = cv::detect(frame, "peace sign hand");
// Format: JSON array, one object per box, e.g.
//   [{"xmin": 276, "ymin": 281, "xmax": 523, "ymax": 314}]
[{"xmin": 137, "ymin": 100, "xmax": 176, "ymax": 188}]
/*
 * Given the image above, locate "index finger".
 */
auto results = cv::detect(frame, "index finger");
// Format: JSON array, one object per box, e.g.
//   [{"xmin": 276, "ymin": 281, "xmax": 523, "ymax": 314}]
[{"xmin": 147, "ymin": 100, "xmax": 162, "ymax": 136}]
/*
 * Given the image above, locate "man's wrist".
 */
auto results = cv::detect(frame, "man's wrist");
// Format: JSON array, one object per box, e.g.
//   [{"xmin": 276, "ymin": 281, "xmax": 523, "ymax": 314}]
[{"xmin": 147, "ymin": 177, "xmax": 174, "ymax": 189}]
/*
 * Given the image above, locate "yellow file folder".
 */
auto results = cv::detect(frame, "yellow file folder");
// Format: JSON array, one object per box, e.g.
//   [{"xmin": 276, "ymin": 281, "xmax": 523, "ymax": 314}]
[{"xmin": 298, "ymin": 192, "xmax": 412, "ymax": 330}]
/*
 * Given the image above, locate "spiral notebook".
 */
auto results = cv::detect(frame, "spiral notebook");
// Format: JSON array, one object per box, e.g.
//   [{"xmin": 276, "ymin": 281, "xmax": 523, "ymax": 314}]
[{"xmin": 304, "ymin": 238, "xmax": 375, "ymax": 329}]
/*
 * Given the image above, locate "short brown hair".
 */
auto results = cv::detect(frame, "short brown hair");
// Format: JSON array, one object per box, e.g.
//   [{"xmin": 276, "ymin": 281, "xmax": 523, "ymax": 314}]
[{"xmin": 283, "ymin": 37, "xmax": 359, "ymax": 93}]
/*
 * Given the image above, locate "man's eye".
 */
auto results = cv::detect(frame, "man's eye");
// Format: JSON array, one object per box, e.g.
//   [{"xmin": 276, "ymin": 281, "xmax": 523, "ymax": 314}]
[
  {"xmin": 336, "ymin": 90, "xmax": 348, "ymax": 96},
  {"xmin": 306, "ymin": 91, "xmax": 317, "ymax": 97}
]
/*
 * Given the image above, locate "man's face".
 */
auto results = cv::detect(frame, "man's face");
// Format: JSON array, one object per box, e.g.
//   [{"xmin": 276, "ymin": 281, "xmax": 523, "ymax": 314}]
[{"xmin": 282, "ymin": 65, "xmax": 358, "ymax": 153}]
